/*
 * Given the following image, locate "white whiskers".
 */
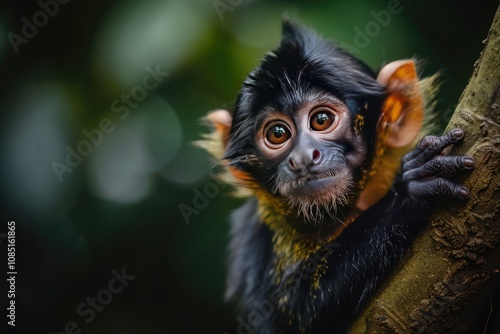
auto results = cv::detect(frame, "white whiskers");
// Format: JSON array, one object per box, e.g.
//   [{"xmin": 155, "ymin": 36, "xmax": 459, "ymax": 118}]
[{"xmin": 273, "ymin": 169, "xmax": 354, "ymax": 223}]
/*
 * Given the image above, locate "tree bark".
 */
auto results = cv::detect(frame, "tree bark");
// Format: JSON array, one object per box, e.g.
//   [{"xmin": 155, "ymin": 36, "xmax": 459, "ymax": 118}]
[{"xmin": 350, "ymin": 5, "xmax": 500, "ymax": 334}]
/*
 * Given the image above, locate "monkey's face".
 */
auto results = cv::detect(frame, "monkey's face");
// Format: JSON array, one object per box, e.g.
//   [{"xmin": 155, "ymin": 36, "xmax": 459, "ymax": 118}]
[
  {"xmin": 207, "ymin": 20, "xmax": 424, "ymax": 223},
  {"xmin": 253, "ymin": 93, "xmax": 368, "ymax": 220},
  {"xmin": 218, "ymin": 20, "xmax": 387, "ymax": 220}
]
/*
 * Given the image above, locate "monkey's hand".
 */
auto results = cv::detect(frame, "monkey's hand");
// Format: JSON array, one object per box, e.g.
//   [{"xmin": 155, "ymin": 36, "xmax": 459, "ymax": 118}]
[{"xmin": 401, "ymin": 129, "xmax": 474, "ymax": 200}]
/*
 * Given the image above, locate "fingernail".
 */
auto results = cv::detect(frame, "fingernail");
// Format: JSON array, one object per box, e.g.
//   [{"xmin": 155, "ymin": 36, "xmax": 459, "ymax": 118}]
[
  {"xmin": 452, "ymin": 129, "xmax": 464, "ymax": 138},
  {"xmin": 464, "ymin": 157, "xmax": 474, "ymax": 168},
  {"xmin": 459, "ymin": 188, "xmax": 470, "ymax": 199}
]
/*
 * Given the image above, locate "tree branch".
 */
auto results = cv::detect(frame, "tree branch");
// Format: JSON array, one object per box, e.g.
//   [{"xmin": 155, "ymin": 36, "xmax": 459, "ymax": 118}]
[{"xmin": 350, "ymin": 5, "xmax": 500, "ymax": 333}]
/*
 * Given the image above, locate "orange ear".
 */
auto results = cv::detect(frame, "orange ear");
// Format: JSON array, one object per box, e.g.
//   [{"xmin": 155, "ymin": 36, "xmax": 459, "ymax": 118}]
[
  {"xmin": 377, "ymin": 60, "xmax": 424, "ymax": 148},
  {"xmin": 205, "ymin": 109, "xmax": 232, "ymax": 148}
]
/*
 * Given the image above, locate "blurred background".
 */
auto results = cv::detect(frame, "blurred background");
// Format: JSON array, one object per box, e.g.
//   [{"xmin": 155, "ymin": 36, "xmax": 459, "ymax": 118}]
[{"xmin": 0, "ymin": 0, "xmax": 497, "ymax": 333}]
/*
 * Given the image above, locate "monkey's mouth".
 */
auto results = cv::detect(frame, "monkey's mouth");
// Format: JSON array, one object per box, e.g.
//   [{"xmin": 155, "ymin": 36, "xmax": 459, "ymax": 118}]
[
  {"xmin": 274, "ymin": 168, "xmax": 353, "ymax": 220},
  {"xmin": 298, "ymin": 169, "xmax": 349, "ymax": 193},
  {"xmin": 276, "ymin": 168, "xmax": 351, "ymax": 197}
]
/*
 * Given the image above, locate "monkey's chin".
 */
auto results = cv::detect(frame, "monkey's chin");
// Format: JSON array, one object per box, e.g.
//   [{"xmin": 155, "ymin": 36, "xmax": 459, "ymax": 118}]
[{"xmin": 278, "ymin": 169, "xmax": 354, "ymax": 222}]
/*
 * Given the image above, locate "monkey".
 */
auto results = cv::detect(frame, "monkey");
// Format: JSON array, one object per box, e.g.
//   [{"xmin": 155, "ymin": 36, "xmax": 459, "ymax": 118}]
[{"xmin": 198, "ymin": 19, "xmax": 474, "ymax": 333}]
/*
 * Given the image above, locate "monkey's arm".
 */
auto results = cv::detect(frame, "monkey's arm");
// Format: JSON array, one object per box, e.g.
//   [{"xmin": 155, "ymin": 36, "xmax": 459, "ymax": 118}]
[{"xmin": 314, "ymin": 129, "xmax": 473, "ymax": 333}]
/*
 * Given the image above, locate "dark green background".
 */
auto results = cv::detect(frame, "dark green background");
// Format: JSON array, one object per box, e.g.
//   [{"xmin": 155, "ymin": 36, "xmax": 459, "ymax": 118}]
[{"xmin": 0, "ymin": 0, "xmax": 497, "ymax": 333}]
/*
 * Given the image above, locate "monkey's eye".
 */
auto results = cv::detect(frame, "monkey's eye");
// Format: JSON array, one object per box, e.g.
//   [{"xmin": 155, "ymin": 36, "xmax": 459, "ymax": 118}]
[
  {"xmin": 265, "ymin": 123, "xmax": 291, "ymax": 146},
  {"xmin": 310, "ymin": 109, "xmax": 336, "ymax": 131}
]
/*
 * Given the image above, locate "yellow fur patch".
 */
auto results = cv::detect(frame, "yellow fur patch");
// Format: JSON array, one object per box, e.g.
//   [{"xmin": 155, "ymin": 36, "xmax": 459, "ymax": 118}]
[{"xmin": 354, "ymin": 114, "xmax": 365, "ymax": 134}]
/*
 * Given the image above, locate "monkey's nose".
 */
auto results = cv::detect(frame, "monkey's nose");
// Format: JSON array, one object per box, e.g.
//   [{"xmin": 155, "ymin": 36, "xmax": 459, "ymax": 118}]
[{"xmin": 288, "ymin": 149, "xmax": 321, "ymax": 171}]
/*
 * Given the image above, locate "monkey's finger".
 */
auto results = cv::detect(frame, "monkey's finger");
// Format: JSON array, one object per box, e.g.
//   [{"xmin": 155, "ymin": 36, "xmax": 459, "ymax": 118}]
[
  {"xmin": 403, "ymin": 129, "xmax": 465, "ymax": 170},
  {"xmin": 403, "ymin": 155, "xmax": 474, "ymax": 182},
  {"xmin": 402, "ymin": 135, "xmax": 437, "ymax": 164},
  {"xmin": 407, "ymin": 178, "xmax": 470, "ymax": 200}
]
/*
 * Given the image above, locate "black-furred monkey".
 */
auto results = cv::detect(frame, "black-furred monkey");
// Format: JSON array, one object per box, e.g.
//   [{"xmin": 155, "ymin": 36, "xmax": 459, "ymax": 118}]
[{"xmin": 199, "ymin": 19, "xmax": 473, "ymax": 333}]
